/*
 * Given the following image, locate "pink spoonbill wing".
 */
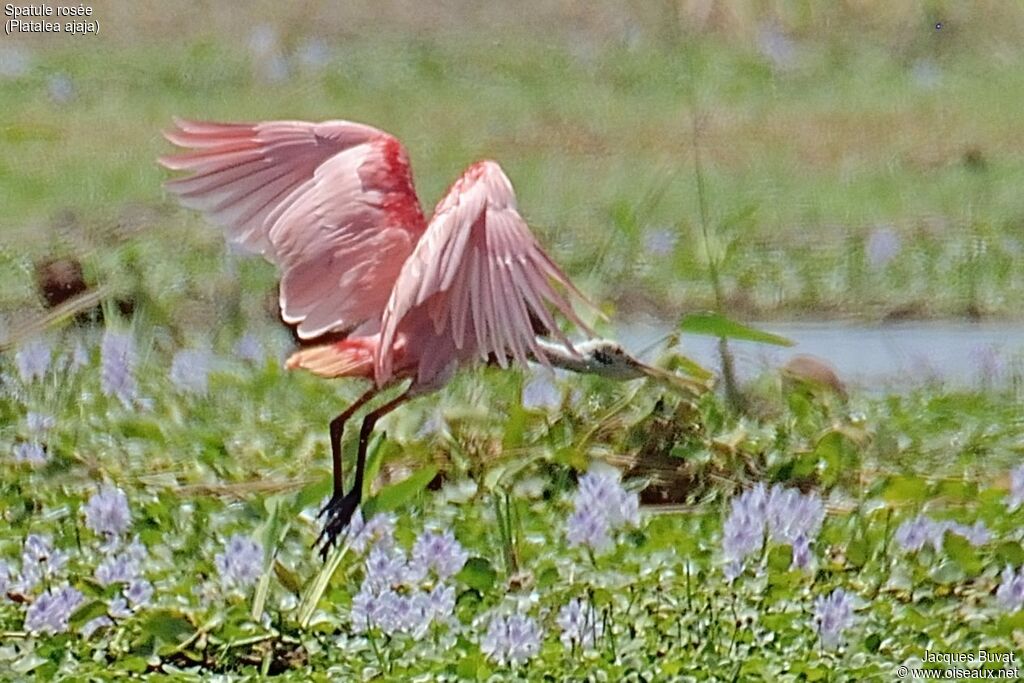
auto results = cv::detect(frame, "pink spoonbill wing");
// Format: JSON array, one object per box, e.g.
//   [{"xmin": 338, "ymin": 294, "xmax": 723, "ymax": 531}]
[
  {"xmin": 159, "ymin": 119, "xmax": 427, "ymax": 339},
  {"xmin": 376, "ymin": 161, "xmax": 595, "ymax": 383}
]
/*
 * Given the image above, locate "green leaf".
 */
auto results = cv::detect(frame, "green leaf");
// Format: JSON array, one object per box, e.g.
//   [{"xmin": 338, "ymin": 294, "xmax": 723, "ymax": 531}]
[
  {"xmin": 882, "ymin": 476, "xmax": 929, "ymax": 504},
  {"xmin": 678, "ymin": 312, "xmax": 795, "ymax": 346},
  {"xmin": 363, "ymin": 465, "xmax": 439, "ymax": 516},
  {"xmin": 69, "ymin": 599, "xmax": 108, "ymax": 628},
  {"xmin": 274, "ymin": 558, "xmax": 304, "ymax": 595},
  {"xmin": 139, "ymin": 609, "xmax": 194, "ymax": 645},
  {"xmin": 995, "ymin": 541, "xmax": 1024, "ymax": 567},
  {"xmin": 457, "ymin": 557, "xmax": 497, "ymax": 593}
]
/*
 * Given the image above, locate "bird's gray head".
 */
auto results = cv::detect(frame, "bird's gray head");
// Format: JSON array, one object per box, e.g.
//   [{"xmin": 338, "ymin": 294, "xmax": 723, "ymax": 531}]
[
  {"xmin": 536, "ymin": 337, "xmax": 710, "ymax": 394},
  {"xmin": 574, "ymin": 339, "xmax": 649, "ymax": 380}
]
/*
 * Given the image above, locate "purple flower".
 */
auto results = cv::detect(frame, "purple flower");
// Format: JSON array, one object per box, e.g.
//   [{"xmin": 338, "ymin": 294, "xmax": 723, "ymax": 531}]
[
  {"xmin": 169, "ymin": 349, "xmax": 212, "ymax": 395},
  {"xmin": 13, "ymin": 442, "xmax": 47, "ymax": 466},
  {"xmin": 350, "ymin": 583, "xmax": 383, "ymax": 633},
  {"xmin": 411, "ymin": 529, "xmax": 469, "ymax": 580},
  {"xmin": 26, "ymin": 412, "xmax": 55, "ymax": 435},
  {"xmin": 556, "ymin": 598, "xmax": 603, "ymax": 650},
  {"xmin": 813, "ymin": 588, "xmax": 857, "ymax": 649},
  {"xmin": 24, "ymin": 586, "xmax": 82, "ymax": 634},
  {"xmin": 46, "ymin": 73, "xmax": 75, "ymax": 104},
  {"xmin": 69, "ymin": 341, "xmax": 90, "ymax": 370},
  {"xmin": 1008, "ymin": 464, "xmax": 1024, "ymax": 512},
  {"xmin": 95, "ymin": 553, "xmax": 139, "ymax": 586},
  {"xmin": 363, "ymin": 545, "xmax": 409, "ymax": 592},
  {"xmin": 347, "ymin": 509, "xmax": 396, "ymax": 555},
  {"xmin": 125, "ymin": 579, "xmax": 153, "ymax": 607},
  {"xmin": 791, "ymin": 533, "xmax": 812, "ymax": 570},
  {"xmin": 866, "ymin": 226, "xmax": 901, "ymax": 269},
  {"xmin": 643, "ymin": 227, "xmax": 678, "ymax": 256},
  {"xmin": 15, "ymin": 338, "xmax": 51, "ymax": 384},
  {"xmin": 721, "ymin": 484, "xmax": 768, "ymax": 580},
  {"xmin": 767, "ymin": 487, "xmax": 825, "ymax": 545},
  {"xmin": 722, "ymin": 483, "xmax": 825, "ymax": 578},
  {"xmin": 81, "ymin": 615, "xmax": 114, "ymax": 638},
  {"xmin": 948, "ymin": 521, "xmax": 990, "ymax": 547},
  {"xmin": 234, "ymin": 334, "xmax": 265, "ymax": 363},
  {"xmin": 101, "ymin": 330, "xmax": 139, "ymax": 406},
  {"xmin": 480, "ymin": 613, "xmax": 543, "ymax": 665},
  {"xmin": 566, "ymin": 471, "xmax": 640, "ymax": 554},
  {"xmin": 997, "ymin": 566, "xmax": 1024, "ymax": 612},
  {"xmin": 108, "ymin": 597, "xmax": 132, "ymax": 619},
  {"xmin": 425, "ymin": 583, "xmax": 455, "ymax": 622},
  {"xmin": 82, "ymin": 486, "xmax": 131, "ymax": 538},
  {"xmin": 521, "ymin": 369, "xmax": 562, "ymax": 411},
  {"xmin": 214, "ymin": 534, "xmax": 263, "ymax": 590},
  {"xmin": 566, "ymin": 506, "xmax": 611, "ymax": 553},
  {"xmin": 17, "ymin": 534, "xmax": 67, "ymax": 592},
  {"xmin": 895, "ymin": 515, "xmax": 990, "ymax": 553}
]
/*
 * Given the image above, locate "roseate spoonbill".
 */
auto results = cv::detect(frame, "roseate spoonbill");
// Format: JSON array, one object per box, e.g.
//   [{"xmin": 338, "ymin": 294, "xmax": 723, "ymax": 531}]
[{"xmin": 159, "ymin": 118, "xmax": 702, "ymax": 555}]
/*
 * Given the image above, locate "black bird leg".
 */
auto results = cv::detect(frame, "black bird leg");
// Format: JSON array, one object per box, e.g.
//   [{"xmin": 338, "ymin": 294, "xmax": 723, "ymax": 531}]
[
  {"xmin": 326, "ymin": 388, "xmax": 378, "ymax": 501},
  {"xmin": 317, "ymin": 389, "xmax": 412, "ymax": 559}
]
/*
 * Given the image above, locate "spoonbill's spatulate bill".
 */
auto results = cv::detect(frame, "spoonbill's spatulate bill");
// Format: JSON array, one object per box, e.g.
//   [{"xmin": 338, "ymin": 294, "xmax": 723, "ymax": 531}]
[{"xmin": 159, "ymin": 118, "xmax": 689, "ymax": 556}]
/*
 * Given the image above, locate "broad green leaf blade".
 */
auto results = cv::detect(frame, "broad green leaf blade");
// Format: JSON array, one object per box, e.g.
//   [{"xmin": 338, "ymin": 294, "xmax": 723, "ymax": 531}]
[
  {"xmin": 363, "ymin": 465, "xmax": 439, "ymax": 517},
  {"xmin": 679, "ymin": 312, "xmax": 795, "ymax": 347}
]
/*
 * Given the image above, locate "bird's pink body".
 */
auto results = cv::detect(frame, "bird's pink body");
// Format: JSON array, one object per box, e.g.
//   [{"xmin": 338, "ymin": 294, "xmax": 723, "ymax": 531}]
[
  {"xmin": 160, "ymin": 116, "xmax": 600, "ymax": 551},
  {"xmin": 160, "ymin": 118, "xmax": 592, "ymax": 394}
]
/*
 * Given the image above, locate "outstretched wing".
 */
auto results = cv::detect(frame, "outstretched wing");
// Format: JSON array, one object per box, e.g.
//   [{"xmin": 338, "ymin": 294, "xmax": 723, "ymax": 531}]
[
  {"xmin": 376, "ymin": 160, "xmax": 595, "ymax": 383},
  {"xmin": 159, "ymin": 118, "xmax": 426, "ymax": 339}
]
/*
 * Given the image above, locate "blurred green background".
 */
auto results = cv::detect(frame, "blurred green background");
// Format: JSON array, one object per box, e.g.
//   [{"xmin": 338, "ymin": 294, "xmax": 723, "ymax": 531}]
[{"xmin": 3, "ymin": 0, "xmax": 1024, "ymax": 342}]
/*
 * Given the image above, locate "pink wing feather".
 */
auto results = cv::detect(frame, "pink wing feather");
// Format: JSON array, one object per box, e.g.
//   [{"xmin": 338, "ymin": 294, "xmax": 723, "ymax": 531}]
[
  {"xmin": 159, "ymin": 118, "xmax": 426, "ymax": 339},
  {"xmin": 376, "ymin": 160, "xmax": 594, "ymax": 383}
]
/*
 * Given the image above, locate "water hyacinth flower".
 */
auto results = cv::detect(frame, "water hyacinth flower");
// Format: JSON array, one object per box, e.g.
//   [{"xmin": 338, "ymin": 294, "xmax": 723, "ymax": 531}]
[
  {"xmin": 13, "ymin": 442, "xmax": 47, "ymax": 466},
  {"xmin": 411, "ymin": 529, "xmax": 469, "ymax": 580},
  {"xmin": 521, "ymin": 369, "xmax": 562, "ymax": 412},
  {"xmin": 363, "ymin": 545, "xmax": 410, "ymax": 593},
  {"xmin": 566, "ymin": 506, "xmax": 612, "ymax": 554},
  {"xmin": 721, "ymin": 484, "xmax": 768, "ymax": 580},
  {"xmin": 234, "ymin": 333, "xmax": 265, "ymax": 363},
  {"xmin": 480, "ymin": 613, "xmax": 543, "ymax": 666},
  {"xmin": 26, "ymin": 412, "xmax": 55, "ymax": 435},
  {"xmin": 1007, "ymin": 464, "xmax": 1024, "ymax": 512},
  {"xmin": 101, "ymin": 330, "xmax": 139, "ymax": 406},
  {"xmin": 866, "ymin": 226, "xmax": 901, "ymax": 269},
  {"xmin": 69, "ymin": 341, "xmax": 90, "ymax": 370},
  {"xmin": 813, "ymin": 588, "xmax": 857, "ymax": 649},
  {"xmin": 82, "ymin": 486, "xmax": 132, "ymax": 538},
  {"xmin": 15, "ymin": 338, "xmax": 51, "ymax": 384},
  {"xmin": 16, "ymin": 534, "xmax": 67, "ymax": 593},
  {"xmin": 81, "ymin": 615, "xmax": 114, "ymax": 639},
  {"xmin": 643, "ymin": 227, "xmax": 678, "ymax": 256},
  {"xmin": 25, "ymin": 586, "xmax": 83, "ymax": 634},
  {"xmin": 996, "ymin": 566, "xmax": 1024, "ymax": 612},
  {"xmin": 894, "ymin": 515, "xmax": 990, "ymax": 553},
  {"xmin": 215, "ymin": 534, "xmax": 264, "ymax": 590},
  {"xmin": 566, "ymin": 470, "xmax": 640, "ymax": 554},
  {"xmin": 125, "ymin": 579, "xmax": 153, "ymax": 607},
  {"xmin": 721, "ymin": 483, "xmax": 826, "ymax": 579},
  {"xmin": 94, "ymin": 538, "xmax": 147, "ymax": 587},
  {"xmin": 347, "ymin": 509, "xmax": 397, "ymax": 555},
  {"xmin": 169, "ymin": 349, "xmax": 213, "ymax": 395},
  {"xmin": 557, "ymin": 598, "xmax": 604, "ymax": 651}
]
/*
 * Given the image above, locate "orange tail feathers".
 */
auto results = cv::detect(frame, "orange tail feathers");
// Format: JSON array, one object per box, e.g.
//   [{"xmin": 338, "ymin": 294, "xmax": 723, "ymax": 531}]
[{"xmin": 284, "ymin": 340, "xmax": 375, "ymax": 379}]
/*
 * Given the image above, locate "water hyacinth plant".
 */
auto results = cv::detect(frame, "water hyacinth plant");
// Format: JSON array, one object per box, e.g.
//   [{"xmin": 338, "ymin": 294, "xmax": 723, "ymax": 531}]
[{"xmin": 8, "ymin": 11, "xmax": 1024, "ymax": 676}]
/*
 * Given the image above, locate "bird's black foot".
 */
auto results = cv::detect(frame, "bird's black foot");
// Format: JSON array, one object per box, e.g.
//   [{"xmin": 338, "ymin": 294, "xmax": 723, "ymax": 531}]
[{"xmin": 315, "ymin": 489, "xmax": 361, "ymax": 561}]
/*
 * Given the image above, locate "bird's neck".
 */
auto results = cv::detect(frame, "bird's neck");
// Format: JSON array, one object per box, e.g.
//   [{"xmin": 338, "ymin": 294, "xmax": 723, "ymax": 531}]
[{"xmin": 532, "ymin": 338, "xmax": 594, "ymax": 374}]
